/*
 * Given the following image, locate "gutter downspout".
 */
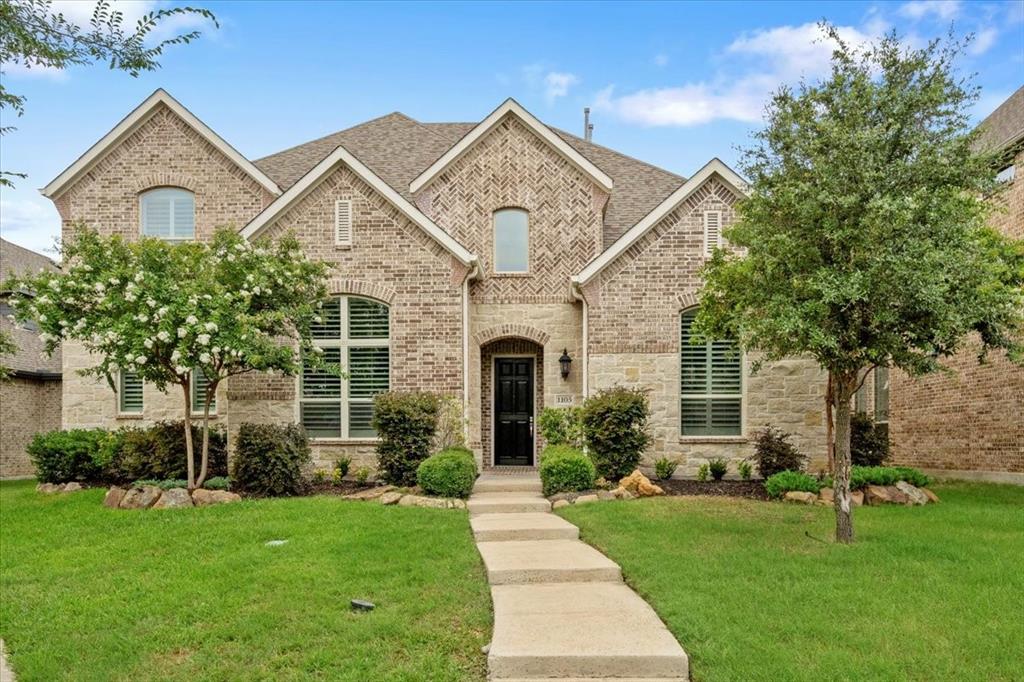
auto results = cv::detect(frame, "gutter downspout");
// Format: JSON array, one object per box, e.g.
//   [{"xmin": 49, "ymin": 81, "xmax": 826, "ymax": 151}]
[
  {"xmin": 570, "ymin": 277, "xmax": 589, "ymax": 399},
  {"xmin": 462, "ymin": 258, "xmax": 480, "ymax": 446}
]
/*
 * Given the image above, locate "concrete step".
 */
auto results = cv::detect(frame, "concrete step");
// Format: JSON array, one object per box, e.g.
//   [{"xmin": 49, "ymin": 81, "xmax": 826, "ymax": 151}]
[
  {"xmin": 468, "ymin": 492, "xmax": 551, "ymax": 515},
  {"xmin": 471, "ymin": 513, "xmax": 579, "ymax": 542},
  {"xmin": 488, "ymin": 582, "xmax": 689, "ymax": 680},
  {"xmin": 476, "ymin": 540, "xmax": 621, "ymax": 585},
  {"xmin": 473, "ymin": 476, "xmax": 543, "ymax": 494}
]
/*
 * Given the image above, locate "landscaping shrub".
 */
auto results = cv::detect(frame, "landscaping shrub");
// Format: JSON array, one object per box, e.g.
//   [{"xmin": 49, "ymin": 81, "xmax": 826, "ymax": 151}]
[
  {"xmin": 433, "ymin": 394, "xmax": 467, "ymax": 452},
  {"xmin": 654, "ymin": 457, "xmax": 678, "ymax": 481},
  {"xmin": 203, "ymin": 476, "xmax": 231, "ymax": 491},
  {"xmin": 335, "ymin": 455, "xmax": 352, "ymax": 479},
  {"xmin": 849, "ymin": 465, "xmax": 929, "ymax": 489},
  {"xmin": 131, "ymin": 479, "xmax": 188, "ymax": 490},
  {"xmin": 752, "ymin": 426, "xmax": 806, "ymax": 478},
  {"xmin": 372, "ymin": 391, "xmax": 440, "ymax": 486},
  {"xmin": 851, "ymin": 413, "xmax": 890, "ymax": 466},
  {"xmin": 696, "ymin": 463, "xmax": 710, "ymax": 481},
  {"xmin": 417, "ymin": 448, "xmax": 477, "ymax": 498},
  {"xmin": 355, "ymin": 466, "xmax": 371, "ymax": 484},
  {"xmin": 28, "ymin": 429, "xmax": 110, "ymax": 483},
  {"xmin": 764, "ymin": 470, "xmax": 822, "ymax": 499},
  {"xmin": 581, "ymin": 387, "xmax": 652, "ymax": 481},
  {"xmin": 539, "ymin": 445, "xmax": 596, "ymax": 496},
  {"xmin": 232, "ymin": 423, "xmax": 311, "ymax": 496},
  {"xmin": 738, "ymin": 460, "xmax": 753, "ymax": 480},
  {"xmin": 539, "ymin": 407, "xmax": 585, "ymax": 449},
  {"xmin": 709, "ymin": 458, "xmax": 728, "ymax": 481},
  {"xmin": 104, "ymin": 421, "xmax": 228, "ymax": 483}
]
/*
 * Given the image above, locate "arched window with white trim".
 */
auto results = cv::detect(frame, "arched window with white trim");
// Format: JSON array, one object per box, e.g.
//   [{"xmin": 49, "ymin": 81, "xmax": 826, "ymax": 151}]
[{"xmin": 140, "ymin": 187, "xmax": 195, "ymax": 241}]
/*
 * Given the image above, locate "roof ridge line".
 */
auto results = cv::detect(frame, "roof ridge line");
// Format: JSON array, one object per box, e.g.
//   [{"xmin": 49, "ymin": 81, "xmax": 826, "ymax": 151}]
[
  {"xmin": 553, "ymin": 127, "xmax": 686, "ymax": 181},
  {"xmin": 253, "ymin": 110, "xmax": 415, "ymax": 164}
]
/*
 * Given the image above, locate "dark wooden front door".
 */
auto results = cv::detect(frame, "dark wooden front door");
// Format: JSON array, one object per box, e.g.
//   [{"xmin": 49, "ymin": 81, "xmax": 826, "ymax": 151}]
[{"xmin": 494, "ymin": 357, "xmax": 534, "ymax": 466}]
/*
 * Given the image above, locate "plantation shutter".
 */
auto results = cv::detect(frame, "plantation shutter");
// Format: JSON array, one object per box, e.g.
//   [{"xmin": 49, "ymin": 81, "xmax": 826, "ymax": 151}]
[
  {"xmin": 191, "ymin": 367, "xmax": 216, "ymax": 413},
  {"xmin": 348, "ymin": 347, "xmax": 389, "ymax": 437},
  {"xmin": 348, "ymin": 298, "xmax": 389, "ymax": 338},
  {"xmin": 680, "ymin": 309, "xmax": 742, "ymax": 436},
  {"xmin": 703, "ymin": 210, "xmax": 722, "ymax": 255},
  {"xmin": 301, "ymin": 346, "xmax": 342, "ymax": 438},
  {"xmin": 141, "ymin": 188, "xmax": 194, "ymax": 241},
  {"xmin": 119, "ymin": 371, "xmax": 143, "ymax": 413},
  {"xmin": 335, "ymin": 199, "xmax": 353, "ymax": 246}
]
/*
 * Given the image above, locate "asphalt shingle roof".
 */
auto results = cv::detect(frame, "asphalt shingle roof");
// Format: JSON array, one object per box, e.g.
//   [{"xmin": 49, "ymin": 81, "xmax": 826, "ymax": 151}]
[
  {"xmin": 977, "ymin": 85, "xmax": 1024, "ymax": 154},
  {"xmin": 0, "ymin": 239, "xmax": 61, "ymax": 376}
]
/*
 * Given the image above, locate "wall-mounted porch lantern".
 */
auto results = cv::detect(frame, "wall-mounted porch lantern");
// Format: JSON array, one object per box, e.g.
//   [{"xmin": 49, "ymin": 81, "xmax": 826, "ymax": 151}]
[{"xmin": 559, "ymin": 348, "xmax": 572, "ymax": 380}]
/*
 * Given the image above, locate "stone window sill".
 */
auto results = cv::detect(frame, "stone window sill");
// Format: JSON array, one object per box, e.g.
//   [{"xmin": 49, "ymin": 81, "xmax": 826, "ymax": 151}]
[
  {"xmin": 310, "ymin": 438, "xmax": 380, "ymax": 446},
  {"xmin": 490, "ymin": 272, "xmax": 532, "ymax": 278},
  {"xmin": 116, "ymin": 413, "xmax": 144, "ymax": 420},
  {"xmin": 189, "ymin": 413, "xmax": 219, "ymax": 420},
  {"xmin": 679, "ymin": 436, "xmax": 749, "ymax": 445}
]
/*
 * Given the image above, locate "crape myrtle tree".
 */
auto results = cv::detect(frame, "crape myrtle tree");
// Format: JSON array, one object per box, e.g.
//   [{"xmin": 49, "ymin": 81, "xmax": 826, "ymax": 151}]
[
  {"xmin": 695, "ymin": 26, "xmax": 1024, "ymax": 543},
  {"xmin": 5, "ymin": 227, "xmax": 334, "ymax": 490}
]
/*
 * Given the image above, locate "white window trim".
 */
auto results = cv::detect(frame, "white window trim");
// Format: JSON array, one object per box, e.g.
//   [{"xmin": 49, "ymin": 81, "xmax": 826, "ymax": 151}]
[
  {"xmin": 493, "ymin": 208, "xmax": 530, "ymax": 274},
  {"xmin": 703, "ymin": 210, "xmax": 723, "ymax": 256},
  {"xmin": 117, "ymin": 370, "xmax": 144, "ymax": 416},
  {"xmin": 140, "ymin": 188, "xmax": 195, "ymax": 241},
  {"xmin": 299, "ymin": 296, "xmax": 390, "ymax": 441},
  {"xmin": 334, "ymin": 199, "xmax": 353, "ymax": 247},
  {"xmin": 679, "ymin": 311, "xmax": 745, "ymax": 440}
]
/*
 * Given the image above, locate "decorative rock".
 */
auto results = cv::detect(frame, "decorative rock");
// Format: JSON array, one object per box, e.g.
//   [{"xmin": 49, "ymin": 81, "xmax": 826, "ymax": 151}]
[
  {"xmin": 851, "ymin": 491, "xmax": 864, "ymax": 506},
  {"xmin": 103, "ymin": 487, "xmax": 126, "ymax": 509},
  {"xmin": 552, "ymin": 499, "xmax": 570, "ymax": 509},
  {"xmin": 120, "ymin": 486, "xmax": 162, "ymax": 509},
  {"xmin": 921, "ymin": 488, "xmax": 940, "ymax": 503},
  {"xmin": 818, "ymin": 487, "xmax": 834, "ymax": 504},
  {"xmin": 784, "ymin": 491, "xmax": 817, "ymax": 504},
  {"xmin": 618, "ymin": 470, "xmax": 665, "ymax": 497},
  {"xmin": 895, "ymin": 481, "xmax": 929, "ymax": 506},
  {"xmin": 397, "ymin": 494, "xmax": 448, "ymax": 509},
  {"xmin": 597, "ymin": 490, "xmax": 617, "ymax": 501},
  {"xmin": 153, "ymin": 488, "xmax": 194, "ymax": 509},
  {"xmin": 864, "ymin": 485, "xmax": 910, "ymax": 506},
  {"xmin": 574, "ymin": 494, "xmax": 599, "ymax": 505},
  {"xmin": 63, "ymin": 482, "xmax": 83, "ymax": 492},
  {"xmin": 36, "ymin": 482, "xmax": 61, "ymax": 494},
  {"xmin": 446, "ymin": 499, "xmax": 467, "ymax": 510},
  {"xmin": 343, "ymin": 485, "xmax": 395, "ymax": 501},
  {"xmin": 191, "ymin": 489, "xmax": 241, "ymax": 506},
  {"xmin": 379, "ymin": 491, "xmax": 403, "ymax": 505}
]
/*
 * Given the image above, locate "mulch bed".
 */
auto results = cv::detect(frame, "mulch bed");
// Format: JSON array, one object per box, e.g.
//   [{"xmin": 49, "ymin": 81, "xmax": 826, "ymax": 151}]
[{"xmin": 656, "ymin": 478, "xmax": 770, "ymax": 501}]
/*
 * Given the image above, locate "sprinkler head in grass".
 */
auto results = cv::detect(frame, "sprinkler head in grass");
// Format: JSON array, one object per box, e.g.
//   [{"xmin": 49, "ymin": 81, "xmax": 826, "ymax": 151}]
[
  {"xmin": 265, "ymin": 539, "xmax": 288, "ymax": 547},
  {"xmin": 351, "ymin": 599, "xmax": 375, "ymax": 611}
]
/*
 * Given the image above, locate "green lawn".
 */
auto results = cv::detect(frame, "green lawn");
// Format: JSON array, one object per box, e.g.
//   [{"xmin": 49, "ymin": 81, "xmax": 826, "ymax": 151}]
[
  {"xmin": 559, "ymin": 482, "xmax": 1024, "ymax": 682},
  {"xmin": 0, "ymin": 481, "xmax": 491, "ymax": 681}
]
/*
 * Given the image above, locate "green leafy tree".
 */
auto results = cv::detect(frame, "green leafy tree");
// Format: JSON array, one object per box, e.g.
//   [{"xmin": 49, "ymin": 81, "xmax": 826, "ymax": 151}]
[
  {"xmin": 5, "ymin": 227, "xmax": 333, "ymax": 490},
  {"xmin": 0, "ymin": 329, "xmax": 16, "ymax": 380},
  {"xmin": 0, "ymin": 0, "xmax": 216, "ymax": 185},
  {"xmin": 695, "ymin": 26, "xmax": 1024, "ymax": 543}
]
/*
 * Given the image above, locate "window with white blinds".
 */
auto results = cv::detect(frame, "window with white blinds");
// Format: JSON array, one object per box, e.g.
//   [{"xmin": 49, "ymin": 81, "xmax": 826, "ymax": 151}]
[
  {"xmin": 140, "ymin": 188, "xmax": 195, "ymax": 241},
  {"xmin": 191, "ymin": 367, "xmax": 216, "ymax": 414},
  {"xmin": 680, "ymin": 308, "xmax": 742, "ymax": 436},
  {"xmin": 119, "ymin": 370, "xmax": 143, "ymax": 414},
  {"xmin": 301, "ymin": 296, "xmax": 390, "ymax": 438},
  {"xmin": 703, "ymin": 210, "xmax": 722, "ymax": 256}
]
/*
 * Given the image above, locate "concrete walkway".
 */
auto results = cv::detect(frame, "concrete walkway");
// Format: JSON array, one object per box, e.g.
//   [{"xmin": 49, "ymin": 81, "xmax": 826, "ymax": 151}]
[{"xmin": 470, "ymin": 473, "xmax": 689, "ymax": 681}]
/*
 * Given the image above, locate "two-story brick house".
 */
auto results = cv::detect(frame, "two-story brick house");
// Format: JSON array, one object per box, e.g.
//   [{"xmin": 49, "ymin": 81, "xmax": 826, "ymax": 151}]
[{"xmin": 41, "ymin": 90, "xmax": 829, "ymax": 476}]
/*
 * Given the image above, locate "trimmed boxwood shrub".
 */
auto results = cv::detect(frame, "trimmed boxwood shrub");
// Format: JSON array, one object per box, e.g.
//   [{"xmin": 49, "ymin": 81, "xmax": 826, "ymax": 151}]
[
  {"xmin": 372, "ymin": 391, "xmax": 440, "ymax": 486},
  {"xmin": 417, "ymin": 448, "xmax": 477, "ymax": 498},
  {"xmin": 539, "ymin": 445, "xmax": 596, "ymax": 496},
  {"xmin": 103, "ymin": 421, "xmax": 228, "ymax": 483},
  {"xmin": 232, "ymin": 423, "xmax": 311, "ymax": 496},
  {"xmin": 27, "ymin": 429, "xmax": 110, "ymax": 483},
  {"xmin": 849, "ymin": 465, "xmax": 929, "ymax": 489},
  {"xmin": 752, "ymin": 426, "xmax": 806, "ymax": 478},
  {"xmin": 581, "ymin": 387, "xmax": 652, "ymax": 481},
  {"xmin": 851, "ymin": 413, "xmax": 890, "ymax": 466},
  {"xmin": 764, "ymin": 470, "xmax": 822, "ymax": 499}
]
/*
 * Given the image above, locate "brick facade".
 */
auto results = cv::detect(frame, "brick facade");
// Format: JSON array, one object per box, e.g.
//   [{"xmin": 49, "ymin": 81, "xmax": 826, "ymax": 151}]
[{"xmin": 0, "ymin": 376, "xmax": 61, "ymax": 478}]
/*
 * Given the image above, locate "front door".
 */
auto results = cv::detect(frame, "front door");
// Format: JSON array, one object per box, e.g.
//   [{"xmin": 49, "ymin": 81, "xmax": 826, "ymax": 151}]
[{"xmin": 494, "ymin": 357, "xmax": 534, "ymax": 466}]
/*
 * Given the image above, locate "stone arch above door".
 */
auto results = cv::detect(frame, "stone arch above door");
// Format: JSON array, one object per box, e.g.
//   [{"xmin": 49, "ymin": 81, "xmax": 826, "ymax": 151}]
[{"xmin": 473, "ymin": 323, "xmax": 550, "ymax": 348}]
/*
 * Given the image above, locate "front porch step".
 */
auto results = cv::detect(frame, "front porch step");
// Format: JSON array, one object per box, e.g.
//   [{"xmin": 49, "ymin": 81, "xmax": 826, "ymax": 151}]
[
  {"xmin": 468, "ymin": 492, "xmax": 551, "ymax": 515},
  {"xmin": 476, "ymin": 540, "xmax": 622, "ymax": 585},
  {"xmin": 471, "ymin": 513, "xmax": 579, "ymax": 542},
  {"xmin": 488, "ymin": 582, "xmax": 689, "ymax": 680},
  {"xmin": 473, "ymin": 476, "xmax": 543, "ymax": 494}
]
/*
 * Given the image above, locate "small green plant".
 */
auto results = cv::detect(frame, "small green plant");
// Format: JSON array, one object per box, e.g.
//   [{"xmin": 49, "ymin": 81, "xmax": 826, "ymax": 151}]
[
  {"xmin": 752, "ymin": 426, "xmax": 806, "ymax": 478},
  {"xmin": 355, "ymin": 466, "xmax": 371, "ymax": 485},
  {"xmin": 417, "ymin": 448, "xmax": 477, "ymax": 498},
  {"xmin": 708, "ymin": 458, "xmax": 728, "ymax": 481},
  {"xmin": 848, "ymin": 465, "xmax": 929, "ymax": 489},
  {"xmin": 654, "ymin": 457, "xmax": 678, "ymax": 481},
  {"xmin": 539, "ymin": 445, "xmax": 596, "ymax": 496},
  {"xmin": 131, "ymin": 479, "xmax": 188, "ymax": 490},
  {"xmin": 203, "ymin": 476, "xmax": 230, "ymax": 491},
  {"xmin": 737, "ymin": 460, "xmax": 753, "ymax": 480},
  {"xmin": 764, "ymin": 470, "xmax": 822, "ymax": 499},
  {"xmin": 335, "ymin": 455, "xmax": 352, "ymax": 479},
  {"xmin": 696, "ymin": 463, "xmax": 710, "ymax": 482},
  {"xmin": 538, "ymin": 407, "xmax": 585, "ymax": 449},
  {"xmin": 312, "ymin": 469, "xmax": 329, "ymax": 484}
]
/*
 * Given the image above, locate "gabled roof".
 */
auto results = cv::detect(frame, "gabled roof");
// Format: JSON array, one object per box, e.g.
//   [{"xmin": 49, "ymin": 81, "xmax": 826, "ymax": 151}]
[
  {"xmin": 41, "ymin": 89, "xmax": 281, "ymax": 199},
  {"xmin": 408, "ymin": 98, "xmax": 614, "ymax": 194},
  {"xmin": 573, "ymin": 158, "xmax": 747, "ymax": 286},
  {"xmin": 240, "ymin": 145, "xmax": 476, "ymax": 266}
]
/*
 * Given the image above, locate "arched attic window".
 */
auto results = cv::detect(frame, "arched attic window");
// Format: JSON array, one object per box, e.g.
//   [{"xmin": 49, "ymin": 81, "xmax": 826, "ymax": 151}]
[{"xmin": 140, "ymin": 187, "xmax": 195, "ymax": 241}]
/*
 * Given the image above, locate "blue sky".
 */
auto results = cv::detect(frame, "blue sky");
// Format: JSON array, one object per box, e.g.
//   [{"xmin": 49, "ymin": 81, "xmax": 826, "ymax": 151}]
[{"xmin": 2, "ymin": 0, "xmax": 1022, "ymax": 254}]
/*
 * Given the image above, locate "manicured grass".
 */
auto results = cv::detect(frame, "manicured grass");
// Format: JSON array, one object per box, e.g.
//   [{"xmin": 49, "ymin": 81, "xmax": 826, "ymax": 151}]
[
  {"xmin": 559, "ymin": 482, "xmax": 1024, "ymax": 682},
  {"xmin": 0, "ymin": 481, "xmax": 491, "ymax": 681}
]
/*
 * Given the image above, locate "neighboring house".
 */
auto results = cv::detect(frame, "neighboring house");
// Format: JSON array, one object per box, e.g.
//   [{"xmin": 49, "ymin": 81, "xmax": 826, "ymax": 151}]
[
  {"xmin": 0, "ymin": 239, "xmax": 62, "ymax": 478},
  {"xmin": 887, "ymin": 86, "xmax": 1024, "ymax": 484},
  {"xmin": 41, "ymin": 89, "xmax": 830, "ymax": 475}
]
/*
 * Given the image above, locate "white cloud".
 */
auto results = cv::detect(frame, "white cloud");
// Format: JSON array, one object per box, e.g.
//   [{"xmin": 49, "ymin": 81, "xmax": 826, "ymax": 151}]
[
  {"xmin": 653, "ymin": 53, "xmax": 670, "ymax": 67},
  {"xmin": 967, "ymin": 27, "xmax": 999, "ymax": 55},
  {"xmin": 898, "ymin": 1, "xmax": 962, "ymax": 21},
  {"xmin": 543, "ymin": 71, "xmax": 579, "ymax": 102},
  {"xmin": 0, "ymin": 199, "xmax": 62, "ymax": 255}
]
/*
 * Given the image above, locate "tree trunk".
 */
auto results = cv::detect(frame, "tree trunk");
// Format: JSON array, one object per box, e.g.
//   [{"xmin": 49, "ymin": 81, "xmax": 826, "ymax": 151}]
[
  {"xmin": 825, "ymin": 374, "xmax": 835, "ymax": 475},
  {"xmin": 182, "ymin": 381, "xmax": 195, "ymax": 491},
  {"xmin": 831, "ymin": 370, "xmax": 856, "ymax": 544},
  {"xmin": 195, "ymin": 384, "xmax": 214, "ymax": 489}
]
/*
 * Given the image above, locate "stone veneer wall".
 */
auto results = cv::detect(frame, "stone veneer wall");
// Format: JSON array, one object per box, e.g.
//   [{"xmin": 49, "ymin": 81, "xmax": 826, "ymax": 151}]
[
  {"xmin": 585, "ymin": 176, "xmax": 829, "ymax": 476},
  {"xmin": 0, "ymin": 376, "xmax": 62, "ymax": 478},
  {"xmin": 888, "ymin": 148, "xmax": 1024, "ymax": 482}
]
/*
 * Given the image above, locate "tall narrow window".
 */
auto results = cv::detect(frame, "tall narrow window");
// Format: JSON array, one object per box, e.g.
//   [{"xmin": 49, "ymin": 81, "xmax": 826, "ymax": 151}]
[
  {"xmin": 874, "ymin": 367, "xmax": 889, "ymax": 424},
  {"xmin": 301, "ymin": 296, "xmax": 390, "ymax": 438},
  {"xmin": 192, "ymin": 367, "xmax": 216, "ymax": 414},
  {"xmin": 140, "ymin": 188, "xmax": 195, "ymax": 241},
  {"xmin": 493, "ymin": 208, "xmax": 529, "ymax": 273},
  {"xmin": 119, "ymin": 370, "xmax": 143, "ymax": 414},
  {"xmin": 680, "ymin": 308, "xmax": 742, "ymax": 436}
]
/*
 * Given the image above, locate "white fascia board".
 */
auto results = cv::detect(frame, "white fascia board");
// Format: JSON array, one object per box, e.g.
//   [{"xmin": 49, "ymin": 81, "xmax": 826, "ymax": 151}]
[
  {"xmin": 240, "ymin": 145, "xmax": 477, "ymax": 266},
  {"xmin": 574, "ymin": 158, "xmax": 747, "ymax": 285},
  {"xmin": 409, "ymin": 98, "xmax": 613, "ymax": 194},
  {"xmin": 41, "ymin": 89, "xmax": 281, "ymax": 199}
]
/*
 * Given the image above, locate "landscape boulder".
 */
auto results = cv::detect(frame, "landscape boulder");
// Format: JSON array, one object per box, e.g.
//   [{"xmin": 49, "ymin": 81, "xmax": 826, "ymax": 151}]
[
  {"xmin": 552, "ymin": 499, "xmax": 570, "ymax": 509},
  {"xmin": 397, "ymin": 494, "xmax": 448, "ymax": 509},
  {"xmin": 618, "ymin": 470, "xmax": 665, "ymax": 497},
  {"xmin": 784, "ymin": 491, "xmax": 817, "ymax": 504},
  {"xmin": 378, "ymin": 491, "xmax": 403, "ymax": 505},
  {"xmin": 851, "ymin": 490, "xmax": 864, "ymax": 506},
  {"xmin": 191, "ymin": 489, "xmax": 241, "ymax": 506},
  {"xmin": 574, "ymin": 494, "xmax": 599, "ymax": 505},
  {"xmin": 895, "ymin": 481, "xmax": 929, "ymax": 506},
  {"xmin": 153, "ymin": 488, "xmax": 194, "ymax": 509},
  {"xmin": 818, "ymin": 487, "xmax": 834, "ymax": 504},
  {"xmin": 63, "ymin": 482, "xmax": 83, "ymax": 492},
  {"xmin": 864, "ymin": 485, "xmax": 910, "ymax": 506},
  {"xmin": 921, "ymin": 488, "xmax": 940, "ymax": 503},
  {"xmin": 344, "ymin": 485, "xmax": 395, "ymax": 501},
  {"xmin": 120, "ymin": 485, "xmax": 162, "ymax": 509},
  {"xmin": 36, "ymin": 482, "xmax": 62, "ymax": 494},
  {"xmin": 103, "ymin": 487, "xmax": 126, "ymax": 509}
]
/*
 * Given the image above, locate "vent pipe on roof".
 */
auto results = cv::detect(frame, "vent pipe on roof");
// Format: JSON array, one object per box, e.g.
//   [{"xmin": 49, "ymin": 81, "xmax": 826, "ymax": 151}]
[{"xmin": 584, "ymin": 107, "xmax": 593, "ymax": 141}]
